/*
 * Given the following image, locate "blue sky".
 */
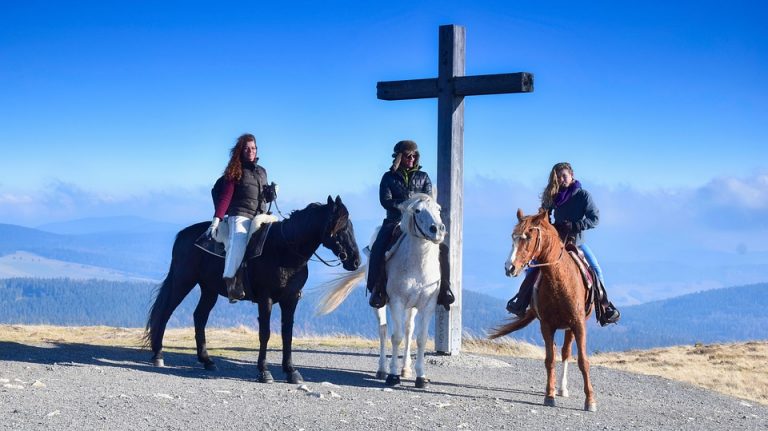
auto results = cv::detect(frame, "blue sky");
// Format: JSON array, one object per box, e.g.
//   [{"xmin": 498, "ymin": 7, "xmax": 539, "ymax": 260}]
[{"xmin": 1, "ymin": 1, "xmax": 767, "ymax": 302}]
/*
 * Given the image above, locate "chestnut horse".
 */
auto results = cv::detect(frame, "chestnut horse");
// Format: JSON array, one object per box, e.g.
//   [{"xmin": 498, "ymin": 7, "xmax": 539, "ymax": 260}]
[{"xmin": 489, "ymin": 208, "xmax": 597, "ymax": 412}]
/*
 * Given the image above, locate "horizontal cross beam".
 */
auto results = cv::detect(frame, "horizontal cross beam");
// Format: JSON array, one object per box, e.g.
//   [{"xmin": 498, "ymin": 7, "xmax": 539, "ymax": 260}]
[{"xmin": 377, "ymin": 72, "xmax": 534, "ymax": 101}]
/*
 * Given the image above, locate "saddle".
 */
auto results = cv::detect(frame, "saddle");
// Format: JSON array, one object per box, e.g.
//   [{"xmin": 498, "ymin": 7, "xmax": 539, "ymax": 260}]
[
  {"xmin": 565, "ymin": 243, "xmax": 595, "ymax": 316},
  {"xmin": 194, "ymin": 214, "xmax": 278, "ymax": 259}
]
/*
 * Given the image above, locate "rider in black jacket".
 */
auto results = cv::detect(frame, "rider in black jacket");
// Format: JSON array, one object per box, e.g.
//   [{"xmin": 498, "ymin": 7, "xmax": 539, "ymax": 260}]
[{"xmin": 367, "ymin": 140, "xmax": 455, "ymax": 309}]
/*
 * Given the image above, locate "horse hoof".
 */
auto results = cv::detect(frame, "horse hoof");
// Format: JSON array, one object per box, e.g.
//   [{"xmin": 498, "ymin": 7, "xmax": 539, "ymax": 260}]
[
  {"xmin": 287, "ymin": 370, "xmax": 304, "ymax": 384},
  {"xmin": 558, "ymin": 388, "xmax": 569, "ymax": 398},
  {"xmin": 375, "ymin": 370, "xmax": 387, "ymax": 380},
  {"xmin": 385, "ymin": 374, "xmax": 401, "ymax": 387},
  {"xmin": 152, "ymin": 358, "xmax": 165, "ymax": 368},
  {"xmin": 585, "ymin": 402, "xmax": 597, "ymax": 412},
  {"xmin": 258, "ymin": 371, "xmax": 274, "ymax": 384},
  {"xmin": 544, "ymin": 396, "xmax": 556, "ymax": 407},
  {"xmin": 415, "ymin": 377, "xmax": 429, "ymax": 389},
  {"xmin": 400, "ymin": 369, "xmax": 413, "ymax": 379},
  {"xmin": 203, "ymin": 361, "xmax": 217, "ymax": 371}
]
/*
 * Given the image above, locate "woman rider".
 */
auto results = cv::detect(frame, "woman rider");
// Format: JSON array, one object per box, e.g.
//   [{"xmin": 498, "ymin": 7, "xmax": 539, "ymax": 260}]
[
  {"xmin": 506, "ymin": 162, "xmax": 620, "ymax": 325},
  {"xmin": 367, "ymin": 140, "xmax": 455, "ymax": 310},
  {"xmin": 206, "ymin": 133, "xmax": 276, "ymax": 302}
]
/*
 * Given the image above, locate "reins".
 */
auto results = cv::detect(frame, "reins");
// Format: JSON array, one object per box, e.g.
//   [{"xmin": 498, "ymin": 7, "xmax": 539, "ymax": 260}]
[
  {"xmin": 526, "ymin": 226, "xmax": 565, "ymax": 269},
  {"xmin": 273, "ymin": 199, "xmax": 344, "ymax": 267}
]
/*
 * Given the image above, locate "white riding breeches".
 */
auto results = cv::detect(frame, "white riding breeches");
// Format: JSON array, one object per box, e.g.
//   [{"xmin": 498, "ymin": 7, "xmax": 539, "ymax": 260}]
[{"xmin": 223, "ymin": 215, "xmax": 252, "ymax": 278}]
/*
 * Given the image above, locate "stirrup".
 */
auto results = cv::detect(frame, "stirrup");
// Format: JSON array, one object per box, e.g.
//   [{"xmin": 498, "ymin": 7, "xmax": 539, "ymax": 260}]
[
  {"xmin": 506, "ymin": 296, "xmax": 526, "ymax": 317},
  {"xmin": 599, "ymin": 308, "xmax": 620, "ymax": 326}
]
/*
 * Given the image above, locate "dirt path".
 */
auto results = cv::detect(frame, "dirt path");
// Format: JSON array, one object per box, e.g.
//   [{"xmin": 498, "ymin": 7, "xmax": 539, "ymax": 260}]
[{"xmin": 1, "ymin": 339, "xmax": 767, "ymax": 431}]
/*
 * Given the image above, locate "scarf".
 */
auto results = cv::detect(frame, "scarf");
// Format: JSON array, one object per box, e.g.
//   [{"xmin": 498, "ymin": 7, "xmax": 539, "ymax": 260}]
[{"xmin": 553, "ymin": 180, "xmax": 581, "ymax": 208}]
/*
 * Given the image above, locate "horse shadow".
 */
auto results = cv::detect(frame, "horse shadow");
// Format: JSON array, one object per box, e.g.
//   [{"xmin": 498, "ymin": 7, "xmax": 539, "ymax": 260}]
[{"xmin": 0, "ymin": 341, "xmax": 383, "ymax": 387}]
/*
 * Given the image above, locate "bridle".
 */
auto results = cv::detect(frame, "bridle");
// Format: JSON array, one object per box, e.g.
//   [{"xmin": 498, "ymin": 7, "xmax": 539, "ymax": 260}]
[
  {"xmin": 276, "ymin": 202, "xmax": 349, "ymax": 268},
  {"xmin": 519, "ymin": 226, "xmax": 565, "ymax": 269}
]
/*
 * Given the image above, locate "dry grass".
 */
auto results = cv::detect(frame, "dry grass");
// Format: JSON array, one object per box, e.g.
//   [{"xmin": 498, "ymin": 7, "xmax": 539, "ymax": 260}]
[
  {"xmin": 1, "ymin": 325, "xmax": 765, "ymax": 406},
  {"xmin": 590, "ymin": 341, "xmax": 768, "ymax": 406}
]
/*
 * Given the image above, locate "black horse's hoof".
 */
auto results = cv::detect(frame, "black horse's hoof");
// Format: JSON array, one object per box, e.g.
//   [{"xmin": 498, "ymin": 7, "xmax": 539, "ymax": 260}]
[
  {"xmin": 258, "ymin": 370, "xmax": 274, "ymax": 384},
  {"xmin": 375, "ymin": 370, "xmax": 387, "ymax": 380},
  {"xmin": 415, "ymin": 377, "xmax": 429, "ymax": 389},
  {"xmin": 544, "ymin": 396, "xmax": 556, "ymax": 407},
  {"xmin": 152, "ymin": 358, "xmax": 165, "ymax": 368},
  {"xmin": 287, "ymin": 370, "xmax": 304, "ymax": 384},
  {"xmin": 203, "ymin": 361, "xmax": 217, "ymax": 371},
  {"xmin": 385, "ymin": 374, "xmax": 401, "ymax": 387}
]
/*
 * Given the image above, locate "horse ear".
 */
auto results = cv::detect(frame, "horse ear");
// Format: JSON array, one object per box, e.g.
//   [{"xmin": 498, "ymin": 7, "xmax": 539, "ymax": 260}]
[
  {"xmin": 335, "ymin": 195, "xmax": 342, "ymax": 206},
  {"xmin": 536, "ymin": 207, "xmax": 549, "ymax": 222},
  {"xmin": 516, "ymin": 208, "xmax": 524, "ymax": 221},
  {"xmin": 327, "ymin": 195, "xmax": 334, "ymax": 207}
]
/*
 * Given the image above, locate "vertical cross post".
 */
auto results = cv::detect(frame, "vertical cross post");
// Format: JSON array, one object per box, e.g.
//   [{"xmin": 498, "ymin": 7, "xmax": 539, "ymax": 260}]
[
  {"xmin": 377, "ymin": 24, "xmax": 534, "ymax": 355},
  {"xmin": 434, "ymin": 25, "xmax": 465, "ymax": 355}
]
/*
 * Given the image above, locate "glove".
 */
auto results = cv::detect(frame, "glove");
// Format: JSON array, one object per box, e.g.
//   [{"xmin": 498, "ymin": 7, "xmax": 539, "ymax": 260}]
[
  {"xmin": 263, "ymin": 182, "xmax": 278, "ymax": 203},
  {"xmin": 205, "ymin": 217, "xmax": 221, "ymax": 239}
]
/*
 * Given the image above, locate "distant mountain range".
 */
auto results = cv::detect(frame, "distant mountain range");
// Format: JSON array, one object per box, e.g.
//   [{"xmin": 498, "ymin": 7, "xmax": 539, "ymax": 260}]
[
  {"xmin": 1, "ymin": 217, "xmax": 767, "ymax": 351},
  {"xmin": 0, "ymin": 276, "xmax": 765, "ymax": 352}
]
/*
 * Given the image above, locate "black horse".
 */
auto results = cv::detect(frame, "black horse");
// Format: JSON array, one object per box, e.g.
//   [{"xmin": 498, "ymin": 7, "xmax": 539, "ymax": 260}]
[{"xmin": 144, "ymin": 196, "xmax": 360, "ymax": 383}]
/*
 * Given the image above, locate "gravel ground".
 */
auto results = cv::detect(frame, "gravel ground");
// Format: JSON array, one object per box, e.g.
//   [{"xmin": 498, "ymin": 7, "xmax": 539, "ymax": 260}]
[{"xmin": 1, "ymin": 341, "xmax": 767, "ymax": 431}]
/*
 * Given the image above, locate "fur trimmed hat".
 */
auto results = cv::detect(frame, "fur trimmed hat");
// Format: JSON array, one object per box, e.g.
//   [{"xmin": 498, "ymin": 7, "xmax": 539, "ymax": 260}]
[{"xmin": 390, "ymin": 140, "xmax": 420, "ymax": 171}]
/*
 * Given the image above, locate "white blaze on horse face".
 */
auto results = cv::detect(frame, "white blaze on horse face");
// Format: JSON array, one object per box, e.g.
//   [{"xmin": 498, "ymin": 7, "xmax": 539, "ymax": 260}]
[
  {"xmin": 506, "ymin": 232, "xmax": 529, "ymax": 276},
  {"xmin": 506, "ymin": 234, "xmax": 519, "ymax": 275}
]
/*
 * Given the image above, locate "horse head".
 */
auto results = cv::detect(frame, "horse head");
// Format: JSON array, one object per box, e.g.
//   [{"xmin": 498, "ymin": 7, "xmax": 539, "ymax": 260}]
[
  {"xmin": 321, "ymin": 195, "xmax": 361, "ymax": 271},
  {"xmin": 398, "ymin": 193, "xmax": 446, "ymax": 244},
  {"xmin": 504, "ymin": 208, "xmax": 556, "ymax": 277}
]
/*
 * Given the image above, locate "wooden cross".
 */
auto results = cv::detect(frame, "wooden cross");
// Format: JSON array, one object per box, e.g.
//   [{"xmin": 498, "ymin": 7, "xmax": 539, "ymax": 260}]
[{"xmin": 377, "ymin": 24, "xmax": 534, "ymax": 354}]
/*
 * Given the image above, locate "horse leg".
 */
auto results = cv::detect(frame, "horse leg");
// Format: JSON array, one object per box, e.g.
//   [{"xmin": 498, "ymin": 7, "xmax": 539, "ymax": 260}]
[
  {"xmin": 375, "ymin": 306, "xmax": 388, "ymax": 380},
  {"xmin": 385, "ymin": 300, "xmax": 404, "ymax": 387},
  {"xmin": 414, "ymin": 305, "xmax": 432, "ymax": 389},
  {"xmin": 193, "ymin": 283, "xmax": 219, "ymax": 371},
  {"xmin": 256, "ymin": 299, "xmax": 275, "ymax": 383},
  {"xmin": 147, "ymin": 270, "xmax": 195, "ymax": 368},
  {"xmin": 573, "ymin": 323, "xmax": 596, "ymax": 411},
  {"xmin": 400, "ymin": 307, "xmax": 417, "ymax": 378},
  {"xmin": 280, "ymin": 296, "xmax": 304, "ymax": 384},
  {"xmin": 540, "ymin": 323, "xmax": 558, "ymax": 407},
  {"xmin": 559, "ymin": 329, "xmax": 574, "ymax": 397}
]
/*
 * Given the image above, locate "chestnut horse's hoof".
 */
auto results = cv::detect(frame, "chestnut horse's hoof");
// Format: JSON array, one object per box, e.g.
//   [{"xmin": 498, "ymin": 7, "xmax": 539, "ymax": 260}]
[
  {"xmin": 415, "ymin": 377, "xmax": 429, "ymax": 389},
  {"xmin": 152, "ymin": 358, "xmax": 165, "ymax": 368},
  {"xmin": 287, "ymin": 370, "xmax": 304, "ymax": 384},
  {"xmin": 375, "ymin": 370, "xmax": 387, "ymax": 380},
  {"xmin": 544, "ymin": 396, "xmax": 556, "ymax": 407},
  {"xmin": 385, "ymin": 374, "xmax": 401, "ymax": 387},
  {"xmin": 258, "ymin": 370, "xmax": 274, "ymax": 384},
  {"xmin": 585, "ymin": 402, "xmax": 597, "ymax": 412},
  {"xmin": 203, "ymin": 361, "xmax": 217, "ymax": 371}
]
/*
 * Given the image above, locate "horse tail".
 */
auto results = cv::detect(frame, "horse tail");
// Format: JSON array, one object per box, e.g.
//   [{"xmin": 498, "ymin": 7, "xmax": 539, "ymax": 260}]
[
  {"xmin": 142, "ymin": 262, "xmax": 175, "ymax": 349},
  {"xmin": 314, "ymin": 264, "xmax": 367, "ymax": 316},
  {"xmin": 487, "ymin": 309, "xmax": 537, "ymax": 340}
]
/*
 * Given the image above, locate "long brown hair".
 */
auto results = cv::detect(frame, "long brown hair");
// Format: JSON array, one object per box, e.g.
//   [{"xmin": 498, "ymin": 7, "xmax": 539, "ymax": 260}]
[
  {"xmin": 223, "ymin": 133, "xmax": 256, "ymax": 181},
  {"xmin": 540, "ymin": 162, "xmax": 573, "ymax": 210}
]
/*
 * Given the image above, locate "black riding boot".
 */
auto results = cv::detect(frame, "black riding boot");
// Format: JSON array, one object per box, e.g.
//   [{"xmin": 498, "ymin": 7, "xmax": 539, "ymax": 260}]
[
  {"xmin": 436, "ymin": 243, "xmax": 455, "ymax": 310},
  {"xmin": 367, "ymin": 223, "xmax": 396, "ymax": 309},
  {"xmin": 594, "ymin": 276, "xmax": 620, "ymax": 326},
  {"xmin": 225, "ymin": 267, "xmax": 246, "ymax": 303},
  {"xmin": 506, "ymin": 269, "xmax": 538, "ymax": 317}
]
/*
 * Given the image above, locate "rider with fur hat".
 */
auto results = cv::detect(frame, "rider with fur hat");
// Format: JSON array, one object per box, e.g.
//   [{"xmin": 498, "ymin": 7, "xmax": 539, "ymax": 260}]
[{"xmin": 367, "ymin": 140, "xmax": 455, "ymax": 309}]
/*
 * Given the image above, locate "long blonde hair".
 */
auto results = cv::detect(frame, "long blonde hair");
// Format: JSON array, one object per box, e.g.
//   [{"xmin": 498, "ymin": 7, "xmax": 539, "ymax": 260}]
[{"xmin": 540, "ymin": 162, "xmax": 573, "ymax": 210}]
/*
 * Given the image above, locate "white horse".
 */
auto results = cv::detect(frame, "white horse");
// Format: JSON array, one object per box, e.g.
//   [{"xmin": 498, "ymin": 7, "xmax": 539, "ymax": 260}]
[{"xmin": 316, "ymin": 193, "xmax": 445, "ymax": 388}]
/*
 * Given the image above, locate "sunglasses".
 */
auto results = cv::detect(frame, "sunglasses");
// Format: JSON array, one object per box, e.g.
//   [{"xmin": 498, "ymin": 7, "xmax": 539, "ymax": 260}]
[{"xmin": 403, "ymin": 153, "xmax": 417, "ymax": 160}]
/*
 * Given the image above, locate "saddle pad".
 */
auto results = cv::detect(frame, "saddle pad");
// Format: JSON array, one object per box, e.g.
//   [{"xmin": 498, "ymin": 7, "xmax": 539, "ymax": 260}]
[{"xmin": 194, "ymin": 214, "xmax": 278, "ymax": 259}]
